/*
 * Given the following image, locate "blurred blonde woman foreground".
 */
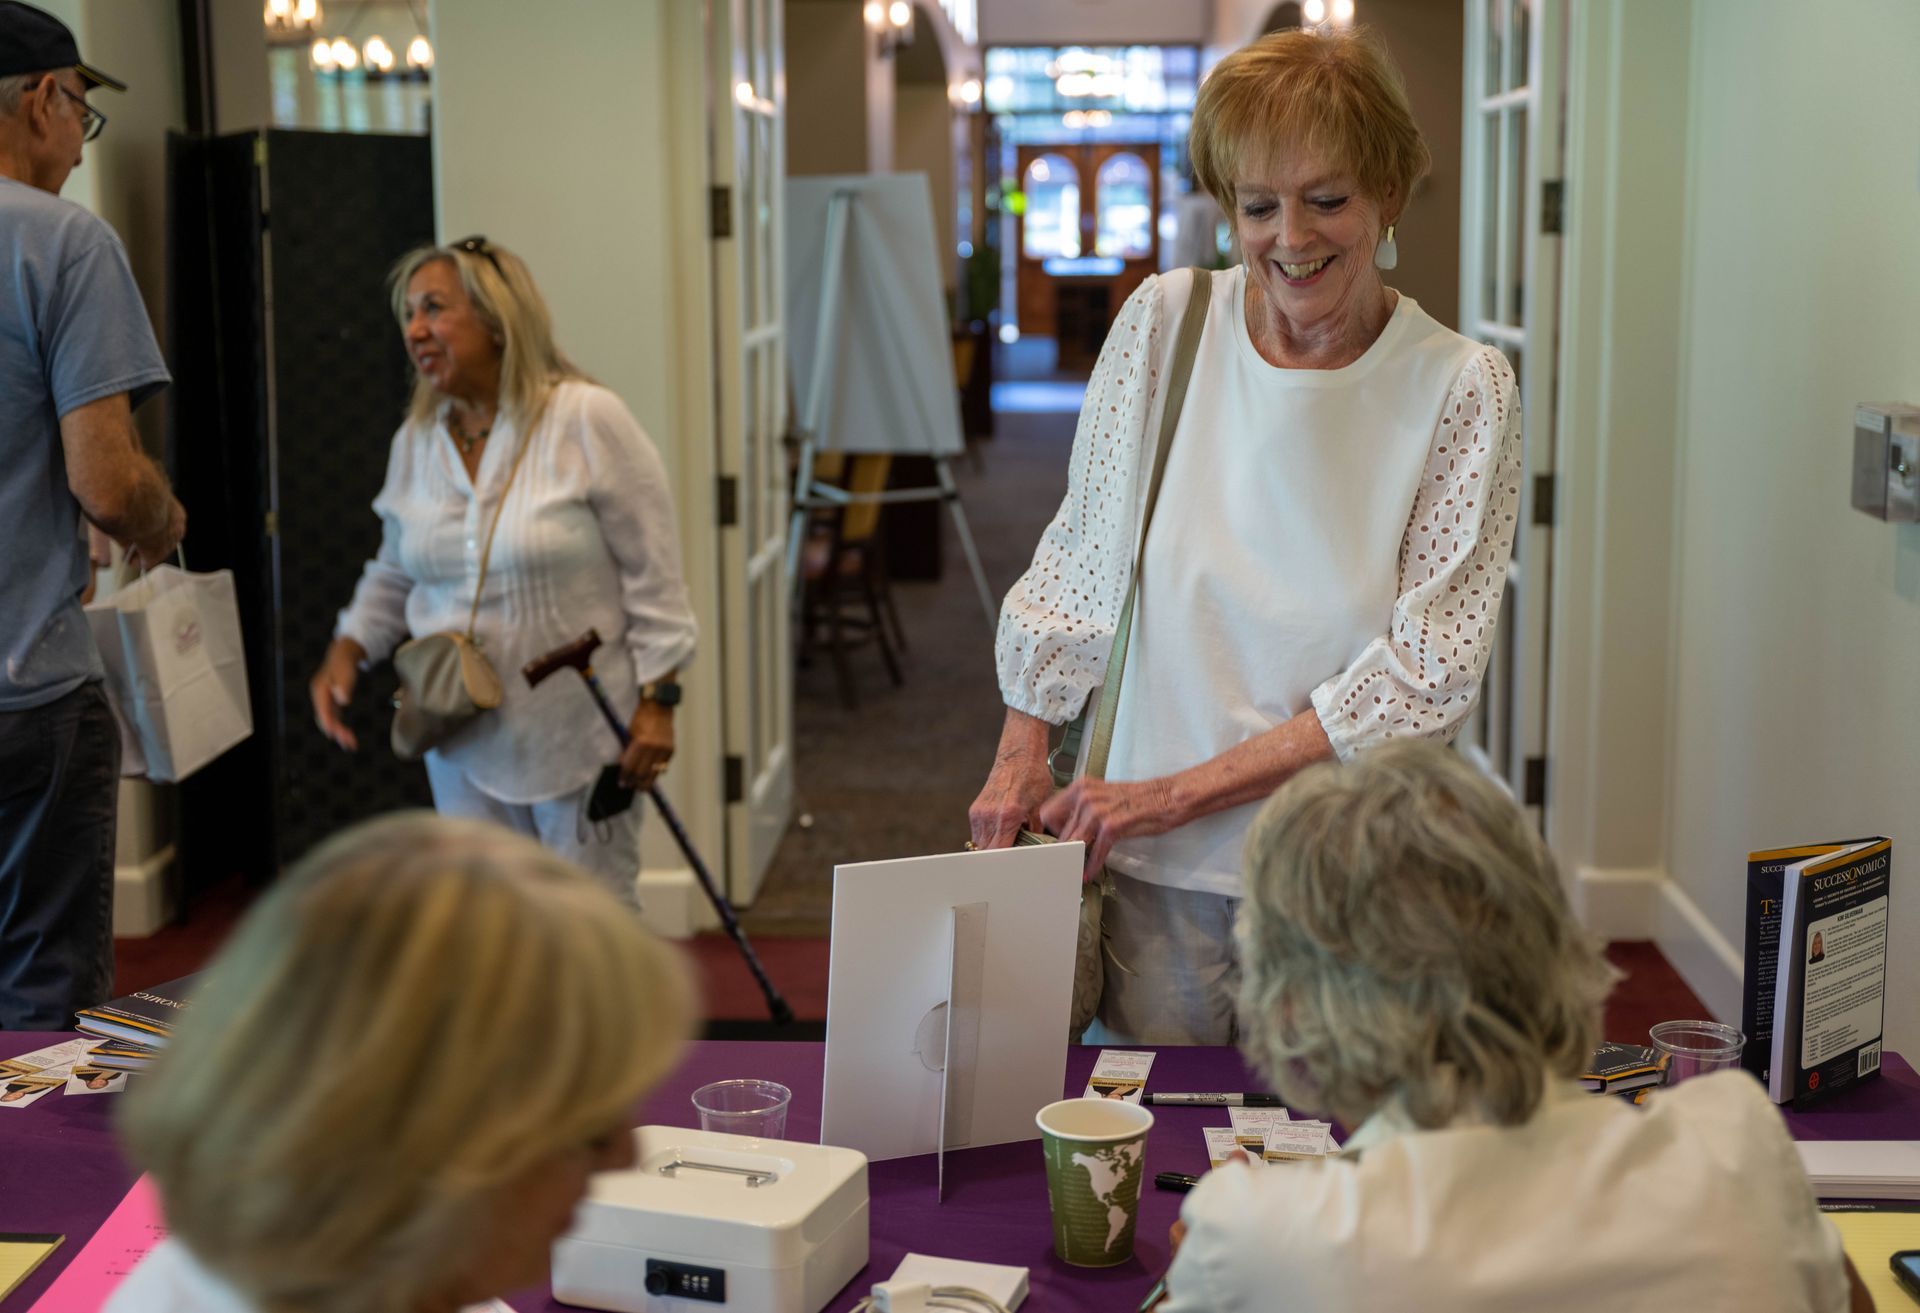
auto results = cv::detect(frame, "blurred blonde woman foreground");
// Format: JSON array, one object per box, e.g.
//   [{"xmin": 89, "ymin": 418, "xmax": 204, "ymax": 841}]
[
  {"xmin": 106, "ymin": 813, "xmax": 694, "ymax": 1313},
  {"xmin": 1160, "ymin": 741, "xmax": 1870, "ymax": 1313}
]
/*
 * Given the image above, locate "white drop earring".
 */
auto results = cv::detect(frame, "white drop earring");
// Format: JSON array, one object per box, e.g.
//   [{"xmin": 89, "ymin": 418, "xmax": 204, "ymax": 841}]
[{"xmin": 1374, "ymin": 224, "xmax": 1398, "ymax": 271}]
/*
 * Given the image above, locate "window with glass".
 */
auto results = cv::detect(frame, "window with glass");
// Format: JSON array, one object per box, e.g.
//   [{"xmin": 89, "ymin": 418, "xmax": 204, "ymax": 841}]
[
  {"xmin": 1021, "ymin": 154, "xmax": 1081, "ymax": 259},
  {"xmin": 1094, "ymin": 153, "xmax": 1153, "ymax": 258}
]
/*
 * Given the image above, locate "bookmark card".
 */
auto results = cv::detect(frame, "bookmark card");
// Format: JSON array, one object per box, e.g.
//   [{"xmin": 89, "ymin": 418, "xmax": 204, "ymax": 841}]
[
  {"xmin": 1204, "ymin": 1127, "xmax": 1261, "ymax": 1169},
  {"xmin": 0, "ymin": 1038, "xmax": 95, "ymax": 1080},
  {"xmin": 1261, "ymin": 1122, "xmax": 1336, "ymax": 1163},
  {"xmin": 1084, "ymin": 1050, "xmax": 1155, "ymax": 1104},
  {"xmin": 65, "ymin": 1066, "xmax": 129, "ymax": 1096},
  {"xmin": 0, "ymin": 1075, "xmax": 63, "ymax": 1109},
  {"xmin": 1226, "ymin": 1107, "xmax": 1291, "ymax": 1138}
]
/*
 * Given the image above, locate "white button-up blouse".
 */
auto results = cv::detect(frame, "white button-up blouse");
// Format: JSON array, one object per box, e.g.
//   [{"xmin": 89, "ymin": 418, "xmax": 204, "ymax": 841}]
[{"xmin": 335, "ymin": 380, "xmax": 697, "ymax": 804}]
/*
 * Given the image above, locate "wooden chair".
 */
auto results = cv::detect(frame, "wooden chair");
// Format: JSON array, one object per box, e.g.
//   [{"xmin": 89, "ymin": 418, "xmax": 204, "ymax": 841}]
[{"xmin": 798, "ymin": 453, "xmax": 907, "ymax": 709}]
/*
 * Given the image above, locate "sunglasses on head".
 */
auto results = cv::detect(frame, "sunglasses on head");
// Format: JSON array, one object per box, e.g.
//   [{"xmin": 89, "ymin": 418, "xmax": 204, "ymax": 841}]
[{"xmin": 453, "ymin": 234, "xmax": 503, "ymax": 275}]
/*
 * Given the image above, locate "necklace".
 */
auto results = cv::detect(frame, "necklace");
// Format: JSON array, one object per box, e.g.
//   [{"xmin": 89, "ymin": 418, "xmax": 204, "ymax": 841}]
[{"xmin": 450, "ymin": 409, "xmax": 493, "ymax": 455}]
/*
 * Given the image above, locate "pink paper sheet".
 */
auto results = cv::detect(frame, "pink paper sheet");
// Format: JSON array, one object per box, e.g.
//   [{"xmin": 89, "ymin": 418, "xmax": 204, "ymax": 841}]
[{"xmin": 29, "ymin": 1175, "xmax": 163, "ymax": 1312}]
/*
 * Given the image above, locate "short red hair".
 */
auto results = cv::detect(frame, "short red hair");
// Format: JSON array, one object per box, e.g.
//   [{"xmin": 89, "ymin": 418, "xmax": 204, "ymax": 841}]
[{"xmin": 1190, "ymin": 26, "xmax": 1430, "ymax": 221}]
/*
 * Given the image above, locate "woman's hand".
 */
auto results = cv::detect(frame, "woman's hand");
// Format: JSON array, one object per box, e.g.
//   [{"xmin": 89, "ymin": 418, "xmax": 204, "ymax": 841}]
[
  {"xmin": 309, "ymin": 637, "xmax": 367, "ymax": 750},
  {"xmin": 1037, "ymin": 776, "xmax": 1180, "ymax": 879},
  {"xmin": 620, "ymin": 701, "xmax": 675, "ymax": 790},
  {"xmin": 968, "ymin": 710, "xmax": 1054, "ymax": 849}
]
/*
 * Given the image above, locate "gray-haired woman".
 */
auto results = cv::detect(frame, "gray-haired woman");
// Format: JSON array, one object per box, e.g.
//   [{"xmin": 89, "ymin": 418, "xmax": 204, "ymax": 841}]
[{"xmin": 1159, "ymin": 741, "xmax": 1869, "ymax": 1313}]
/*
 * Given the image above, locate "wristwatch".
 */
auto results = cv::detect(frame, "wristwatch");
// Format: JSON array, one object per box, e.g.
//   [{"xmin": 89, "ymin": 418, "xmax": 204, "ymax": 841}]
[{"xmin": 639, "ymin": 679, "xmax": 682, "ymax": 708}]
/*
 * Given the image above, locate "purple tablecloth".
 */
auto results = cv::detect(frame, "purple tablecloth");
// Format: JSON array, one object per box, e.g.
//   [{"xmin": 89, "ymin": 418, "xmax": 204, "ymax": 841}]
[{"xmin": 2, "ymin": 1034, "xmax": 1914, "ymax": 1312}]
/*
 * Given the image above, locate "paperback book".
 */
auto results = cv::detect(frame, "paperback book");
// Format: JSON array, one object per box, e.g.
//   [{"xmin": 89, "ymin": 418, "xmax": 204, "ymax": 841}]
[
  {"xmin": 72, "ymin": 975, "xmax": 198, "ymax": 1048},
  {"xmin": 1580, "ymin": 1041, "xmax": 1669, "ymax": 1095},
  {"xmin": 1750, "ymin": 839, "xmax": 1891, "ymax": 1106}
]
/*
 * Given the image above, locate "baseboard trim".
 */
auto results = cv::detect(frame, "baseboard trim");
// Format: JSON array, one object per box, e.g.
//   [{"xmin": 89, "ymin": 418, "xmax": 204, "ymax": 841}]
[
  {"xmin": 113, "ymin": 843, "xmax": 177, "ymax": 938},
  {"xmin": 1573, "ymin": 864, "xmax": 1742, "ymax": 1024},
  {"xmin": 1570, "ymin": 865, "xmax": 1662, "ymax": 940},
  {"xmin": 1652, "ymin": 876, "xmax": 1743, "ymax": 1025},
  {"xmin": 637, "ymin": 866, "xmax": 721, "ymax": 941}
]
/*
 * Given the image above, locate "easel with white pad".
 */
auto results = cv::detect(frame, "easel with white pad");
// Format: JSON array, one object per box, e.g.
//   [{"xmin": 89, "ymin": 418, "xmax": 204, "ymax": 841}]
[{"xmin": 785, "ymin": 174, "xmax": 998, "ymax": 631}]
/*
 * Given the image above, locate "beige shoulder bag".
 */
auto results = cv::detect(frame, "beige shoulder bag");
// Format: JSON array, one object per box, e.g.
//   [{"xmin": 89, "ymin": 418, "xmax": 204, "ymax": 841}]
[
  {"xmin": 390, "ymin": 427, "xmax": 534, "ymax": 761},
  {"xmin": 1026, "ymin": 268, "xmax": 1215, "ymax": 1037}
]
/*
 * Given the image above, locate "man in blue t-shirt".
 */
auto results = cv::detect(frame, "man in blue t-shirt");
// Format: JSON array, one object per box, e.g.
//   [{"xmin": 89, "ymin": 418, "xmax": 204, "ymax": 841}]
[{"xmin": 0, "ymin": 2, "xmax": 184, "ymax": 1028}]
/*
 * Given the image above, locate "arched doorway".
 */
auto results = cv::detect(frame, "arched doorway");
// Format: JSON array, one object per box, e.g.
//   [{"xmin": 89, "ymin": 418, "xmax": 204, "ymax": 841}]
[{"xmin": 1012, "ymin": 141, "xmax": 1162, "ymax": 370}]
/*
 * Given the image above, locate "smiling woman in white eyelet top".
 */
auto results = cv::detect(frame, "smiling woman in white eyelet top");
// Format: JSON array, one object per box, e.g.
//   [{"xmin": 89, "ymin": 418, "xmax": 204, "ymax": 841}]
[{"xmin": 967, "ymin": 27, "xmax": 1524, "ymax": 1046}]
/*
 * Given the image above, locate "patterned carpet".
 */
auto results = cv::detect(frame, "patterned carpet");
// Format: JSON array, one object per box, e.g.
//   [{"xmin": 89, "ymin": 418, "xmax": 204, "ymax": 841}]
[{"xmin": 742, "ymin": 408, "xmax": 1079, "ymax": 935}]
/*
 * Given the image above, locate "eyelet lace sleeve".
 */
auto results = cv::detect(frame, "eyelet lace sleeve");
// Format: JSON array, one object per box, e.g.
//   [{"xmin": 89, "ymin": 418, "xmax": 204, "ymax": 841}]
[
  {"xmin": 1309, "ymin": 347, "xmax": 1524, "ymax": 758},
  {"xmin": 994, "ymin": 275, "xmax": 1171, "ymax": 725}
]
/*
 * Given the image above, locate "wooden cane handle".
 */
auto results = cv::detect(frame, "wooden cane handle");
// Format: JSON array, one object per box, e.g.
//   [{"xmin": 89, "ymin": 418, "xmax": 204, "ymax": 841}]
[{"xmin": 522, "ymin": 629, "xmax": 603, "ymax": 688}]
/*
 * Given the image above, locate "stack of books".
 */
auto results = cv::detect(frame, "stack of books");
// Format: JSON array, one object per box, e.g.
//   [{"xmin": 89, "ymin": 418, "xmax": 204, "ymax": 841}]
[
  {"xmin": 73, "ymin": 976, "xmax": 197, "ymax": 1072},
  {"xmin": 1742, "ymin": 838, "xmax": 1891, "ymax": 1106},
  {"xmin": 1580, "ymin": 1041, "xmax": 1671, "ymax": 1097},
  {"xmin": 1796, "ymin": 1141, "xmax": 1920, "ymax": 1201}
]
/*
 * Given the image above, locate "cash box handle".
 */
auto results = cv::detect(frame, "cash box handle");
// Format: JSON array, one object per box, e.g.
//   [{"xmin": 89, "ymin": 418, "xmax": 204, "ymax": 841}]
[{"xmin": 658, "ymin": 1158, "xmax": 779, "ymax": 1188}]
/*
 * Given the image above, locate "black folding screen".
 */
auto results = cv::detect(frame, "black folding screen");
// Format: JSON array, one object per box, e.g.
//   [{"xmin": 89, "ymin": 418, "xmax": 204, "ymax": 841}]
[{"xmin": 169, "ymin": 129, "xmax": 434, "ymax": 891}]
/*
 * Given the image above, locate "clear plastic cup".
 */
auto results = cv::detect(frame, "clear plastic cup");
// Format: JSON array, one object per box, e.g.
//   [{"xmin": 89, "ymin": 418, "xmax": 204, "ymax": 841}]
[
  {"xmin": 691, "ymin": 1079, "xmax": 792, "ymax": 1140},
  {"xmin": 1649, "ymin": 1020, "xmax": 1746, "ymax": 1085}
]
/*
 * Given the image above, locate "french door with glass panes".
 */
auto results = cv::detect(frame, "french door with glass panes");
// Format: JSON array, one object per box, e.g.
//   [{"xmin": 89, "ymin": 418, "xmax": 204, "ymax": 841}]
[
  {"xmin": 1458, "ymin": 0, "xmax": 1563, "ymax": 820},
  {"xmin": 711, "ymin": 0, "xmax": 793, "ymax": 904}
]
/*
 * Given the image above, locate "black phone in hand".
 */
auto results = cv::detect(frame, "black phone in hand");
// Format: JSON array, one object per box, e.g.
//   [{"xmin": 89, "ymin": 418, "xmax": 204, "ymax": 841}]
[{"xmin": 587, "ymin": 763, "xmax": 635, "ymax": 821}]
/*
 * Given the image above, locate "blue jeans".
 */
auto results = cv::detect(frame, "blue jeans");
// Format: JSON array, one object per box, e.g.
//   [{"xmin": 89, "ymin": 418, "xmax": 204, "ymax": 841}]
[{"xmin": 0, "ymin": 681, "xmax": 120, "ymax": 1029}]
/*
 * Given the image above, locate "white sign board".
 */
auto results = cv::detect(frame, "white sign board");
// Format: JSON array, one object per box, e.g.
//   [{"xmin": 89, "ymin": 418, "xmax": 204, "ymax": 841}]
[{"xmin": 820, "ymin": 844, "xmax": 1083, "ymax": 1167}]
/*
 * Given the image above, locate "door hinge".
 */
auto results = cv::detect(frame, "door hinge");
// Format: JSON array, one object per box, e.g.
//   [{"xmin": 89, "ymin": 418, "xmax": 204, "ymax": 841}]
[
  {"xmin": 716, "ymin": 475, "xmax": 739, "ymax": 527},
  {"xmin": 710, "ymin": 185, "xmax": 733, "ymax": 239},
  {"xmin": 1523, "ymin": 756, "xmax": 1548, "ymax": 808},
  {"xmin": 723, "ymin": 754, "xmax": 745, "ymax": 804},
  {"xmin": 1532, "ymin": 473, "xmax": 1556, "ymax": 528},
  {"xmin": 1541, "ymin": 179, "xmax": 1565, "ymax": 236}
]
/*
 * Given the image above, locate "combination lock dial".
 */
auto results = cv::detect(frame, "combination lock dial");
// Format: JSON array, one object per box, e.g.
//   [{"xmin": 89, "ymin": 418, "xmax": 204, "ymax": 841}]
[{"xmin": 643, "ymin": 1259, "xmax": 727, "ymax": 1302}]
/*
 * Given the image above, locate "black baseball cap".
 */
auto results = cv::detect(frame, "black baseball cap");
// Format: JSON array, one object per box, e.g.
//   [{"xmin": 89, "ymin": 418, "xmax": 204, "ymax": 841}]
[{"xmin": 0, "ymin": 1, "xmax": 126, "ymax": 92}]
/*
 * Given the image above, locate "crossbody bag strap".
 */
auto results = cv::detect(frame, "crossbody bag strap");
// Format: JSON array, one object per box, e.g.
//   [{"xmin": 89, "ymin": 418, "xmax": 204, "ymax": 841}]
[
  {"xmin": 1081, "ymin": 267, "xmax": 1213, "ymax": 783},
  {"xmin": 462, "ymin": 406, "xmax": 539, "ymax": 641}
]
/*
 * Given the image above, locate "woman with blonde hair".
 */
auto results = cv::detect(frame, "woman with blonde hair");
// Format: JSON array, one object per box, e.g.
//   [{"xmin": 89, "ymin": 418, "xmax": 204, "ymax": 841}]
[
  {"xmin": 309, "ymin": 237, "xmax": 696, "ymax": 900},
  {"xmin": 970, "ymin": 26, "xmax": 1523, "ymax": 1043},
  {"xmin": 108, "ymin": 812, "xmax": 695, "ymax": 1313},
  {"xmin": 1159, "ymin": 741, "xmax": 1868, "ymax": 1312}
]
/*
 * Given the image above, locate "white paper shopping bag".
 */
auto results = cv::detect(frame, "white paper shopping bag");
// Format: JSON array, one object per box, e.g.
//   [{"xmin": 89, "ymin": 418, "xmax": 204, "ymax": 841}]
[{"xmin": 85, "ymin": 564, "xmax": 253, "ymax": 782}]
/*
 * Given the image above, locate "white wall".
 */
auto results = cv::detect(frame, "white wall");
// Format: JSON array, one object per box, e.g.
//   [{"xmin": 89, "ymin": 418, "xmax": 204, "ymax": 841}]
[
  {"xmin": 895, "ymin": 84, "xmax": 956, "ymax": 291},
  {"xmin": 1550, "ymin": 0, "xmax": 1688, "ymax": 929},
  {"xmin": 431, "ymin": 0, "xmax": 726, "ymax": 935},
  {"xmin": 1556, "ymin": 0, "xmax": 1920, "ymax": 1057},
  {"xmin": 1663, "ymin": 0, "xmax": 1920, "ymax": 1055}
]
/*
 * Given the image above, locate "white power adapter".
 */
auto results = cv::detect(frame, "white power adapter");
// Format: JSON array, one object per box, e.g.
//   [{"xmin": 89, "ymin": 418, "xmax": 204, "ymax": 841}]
[{"xmin": 871, "ymin": 1280, "xmax": 934, "ymax": 1313}]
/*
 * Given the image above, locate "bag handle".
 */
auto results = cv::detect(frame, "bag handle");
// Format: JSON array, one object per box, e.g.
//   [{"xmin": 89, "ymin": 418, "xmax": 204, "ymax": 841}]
[
  {"xmin": 462, "ymin": 408, "xmax": 538, "ymax": 641},
  {"xmin": 1080, "ymin": 267, "xmax": 1213, "ymax": 783}
]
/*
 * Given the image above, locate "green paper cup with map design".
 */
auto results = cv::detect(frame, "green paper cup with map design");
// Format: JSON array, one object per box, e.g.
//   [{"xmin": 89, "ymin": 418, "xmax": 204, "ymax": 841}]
[{"xmin": 1036, "ymin": 1097, "xmax": 1154, "ymax": 1266}]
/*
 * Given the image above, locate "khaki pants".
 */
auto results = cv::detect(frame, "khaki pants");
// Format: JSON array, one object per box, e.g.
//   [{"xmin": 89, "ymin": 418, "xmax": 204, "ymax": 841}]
[{"xmin": 1081, "ymin": 871, "xmax": 1242, "ymax": 1046}]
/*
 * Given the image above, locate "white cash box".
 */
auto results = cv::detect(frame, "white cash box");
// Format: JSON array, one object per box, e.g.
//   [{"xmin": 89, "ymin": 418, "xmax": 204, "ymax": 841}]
[{"xmin": 552, "ymin": 1126, "xmax": 869, "ymax": 1313}]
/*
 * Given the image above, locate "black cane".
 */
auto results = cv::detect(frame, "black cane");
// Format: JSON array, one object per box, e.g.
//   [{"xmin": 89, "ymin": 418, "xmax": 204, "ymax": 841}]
[{"xmin": 525, "ymin": 630, "xmax": 795, "ymax": 1026}]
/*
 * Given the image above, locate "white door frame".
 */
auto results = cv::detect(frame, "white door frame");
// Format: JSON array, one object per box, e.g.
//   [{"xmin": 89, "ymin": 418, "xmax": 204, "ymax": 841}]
[
  {"xmin": 709, "ymin": 0, "xmax": 795, "ymax": 906},
  {"xmin": 1458, "ymin": 0, "xmax": 1564, "ymax": 822}
]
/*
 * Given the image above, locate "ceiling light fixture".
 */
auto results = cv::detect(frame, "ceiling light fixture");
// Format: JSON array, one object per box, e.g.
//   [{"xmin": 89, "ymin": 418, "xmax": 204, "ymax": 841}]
[{"xmin": 264, "ymin": 0, "xmax": 323, "ymax": 44}]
